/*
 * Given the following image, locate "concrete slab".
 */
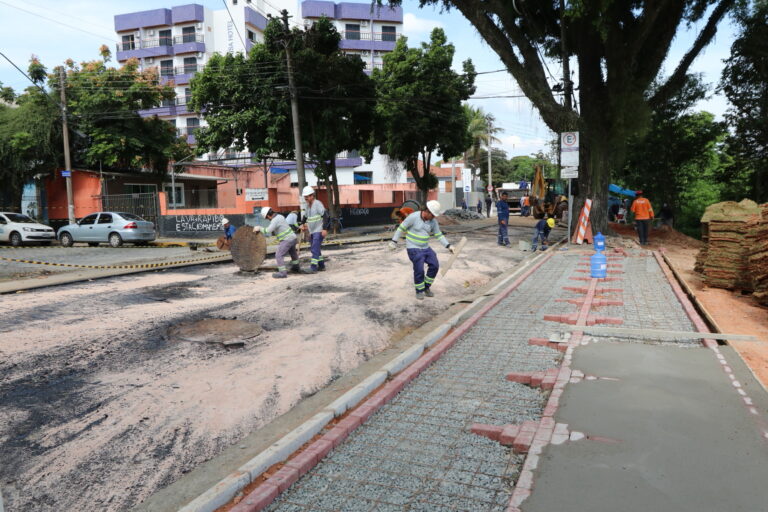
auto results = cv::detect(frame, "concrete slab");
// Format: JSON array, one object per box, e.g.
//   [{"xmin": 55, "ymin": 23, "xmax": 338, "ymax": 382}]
[{"xmin": 524, "ymin": 342, "xmax": 768, "ymax": 512}]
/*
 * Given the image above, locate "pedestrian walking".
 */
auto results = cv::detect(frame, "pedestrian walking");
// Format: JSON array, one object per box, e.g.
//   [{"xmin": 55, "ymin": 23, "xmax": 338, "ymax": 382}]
[
  {"xmin": 630, "ymin": 190, "xmax": 654, "ymax": 245},
  {"xmin": 531, "ymin": 214, "xmax": 555, "ymax": 251},
  {"xmin": 659, "ymin": 203, "xmax": 674, "ymax": 227},
  {"xmin": 254, "ymin": 207, "xmax": 299, "ymax": 278},
  {"xmin": 388, "ymin": 200, "xmax": 454, "ymax": 300},
  {"xmin": 301, "ymin": 186, "xmax": 330, "ymax": 272},
  {"xmin": 477, "ymin": 198, "xmax": 483, "ymax": 214},
  {"xmin": 485, "ymin": 195, "xmax": 493, "ymax": 218},
  {"xmin": 497, "ymin": 192, "xmax": 510, "ymax": 246}
]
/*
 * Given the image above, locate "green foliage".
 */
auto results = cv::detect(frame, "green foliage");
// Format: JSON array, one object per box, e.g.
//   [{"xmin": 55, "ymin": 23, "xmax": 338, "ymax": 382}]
[
  {"xmin": 719, "ymin": 3, "xmax": 768, "ymax": 202},
  {"xmin": 463, "ymin": 104, "xmax": 500, "ymax": 177},
  {"xmin": 621, "ymin": 75, "xmax": 729, "ymax": 236},
  {"xmin": 191, "ymin": 17, "xmax": 374, "ymax": 215},
  {"xmin": 57, "ymin": 54, "xmax": 188, "ymax": 172},
  {"xmin": 372, "ymin": 28, "xmax": 475, "ymax": 200}
]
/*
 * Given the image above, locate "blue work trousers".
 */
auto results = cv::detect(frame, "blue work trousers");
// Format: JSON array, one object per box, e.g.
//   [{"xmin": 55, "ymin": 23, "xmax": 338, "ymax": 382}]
[
  {"xmin": 310, "ymin": 232, "xmax": 325, "ymax": 270},
  {"xmin": 531, "ymin": 229, "xmax": 549, "ymax": 251},
  {"xmin": 275, "ymin": 238, "xmax": 298, "ymax": 273},
  {"xmin": 498, "ymin": 221, "xmax": 509, "ymax": 245},
  {"xmin": 407, "ymin": 247, "xmax": 439, "ymax": 291}
]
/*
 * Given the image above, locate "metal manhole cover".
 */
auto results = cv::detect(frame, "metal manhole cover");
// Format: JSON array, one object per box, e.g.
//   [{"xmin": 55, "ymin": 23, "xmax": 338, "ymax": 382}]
[
  {"xmin": 166, "ymin": 318, "xmax": 263, "ymax": 348},
  {"xmin": 230, "ymin": 226, "xmax": 267, "ymax": 271}
]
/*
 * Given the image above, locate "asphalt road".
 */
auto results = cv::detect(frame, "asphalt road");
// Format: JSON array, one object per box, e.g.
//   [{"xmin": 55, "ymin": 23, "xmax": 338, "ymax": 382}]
[{"xmin": 0, "ymin": 246, "xmax": 217, "ymax": 282}]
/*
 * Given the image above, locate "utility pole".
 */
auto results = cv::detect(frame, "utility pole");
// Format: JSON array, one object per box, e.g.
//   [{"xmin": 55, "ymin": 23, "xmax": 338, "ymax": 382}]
[
  {"xmin": 487, "ymin": 141, "xmax": 492, "ymax": 202},
  {"xmin": 278, "ymin": 9, "xmax": 307, "ymax": 214},
  {"xmin": 451, "ymin": 158, "xmax": 457, "ymax": 209},
  {"xmin": 59, "ymin": 67, "xmax": 75, "ymax": 225},
  {"xmin": 560, "ymin": 0, "xmax": 574, "ymax": 242}
]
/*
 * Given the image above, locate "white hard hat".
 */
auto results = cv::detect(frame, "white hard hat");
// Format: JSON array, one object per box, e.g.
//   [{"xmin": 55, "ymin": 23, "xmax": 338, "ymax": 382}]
[
  {"xmin": 426, "ymin": 200, "xmax": 441, "ymax": 216},
  {"xmin": 302, "ymin": 185, "xmax": 315, "ymax": 197},
  {"xmin": 260, "ymin": 206, "xmax": 272, "ymax": 218},
  {"xmin": 221, "ymin": 217, "xmax": 229, "ymax": 225}
]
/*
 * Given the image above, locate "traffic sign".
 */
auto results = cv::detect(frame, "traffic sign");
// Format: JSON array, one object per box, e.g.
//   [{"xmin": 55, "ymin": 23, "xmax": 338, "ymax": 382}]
[
  {"xmin": 486, "ymin": 185, "xmax": 493, "ymax": 192},
  {"xmin": 61, "ymin": 170, "xmax": 71, "ymax": 177},
  {"xmin": 560, "ymin": 132, "xmax": 579, "ymax": 167},
  {"xmin": 561, "ymin": 166, "xmax": 579, "ymax": 179}
]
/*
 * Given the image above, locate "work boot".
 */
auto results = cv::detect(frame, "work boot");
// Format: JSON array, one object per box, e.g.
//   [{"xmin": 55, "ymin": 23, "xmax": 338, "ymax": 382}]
[
  {"xmin": 424, "ymin": 289, "xmax": 434, "ymax": 298},
  {"xmin": 272, "ymin": 272, "xmax": 287, "ymax": 279},
  {"xmin": 302, "ymin": 267, "xmax": 317, "ymax": 274},
  {"xmin": 318, "ymin": 265, "xmax": 326, "ymax": 272},
  {"xmin": 290, "ymin": 264, "xmax": 301, "ymax": 273},
  {"xmin": 415, "ymin": 291, "xmax": 425, "ymax": 300}
]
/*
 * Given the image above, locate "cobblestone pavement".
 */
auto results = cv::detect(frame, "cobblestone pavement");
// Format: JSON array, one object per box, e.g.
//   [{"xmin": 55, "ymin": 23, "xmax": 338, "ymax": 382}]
[{"xmin": 265, "ymin": 250, "xmax": 696, "ymax": 512}]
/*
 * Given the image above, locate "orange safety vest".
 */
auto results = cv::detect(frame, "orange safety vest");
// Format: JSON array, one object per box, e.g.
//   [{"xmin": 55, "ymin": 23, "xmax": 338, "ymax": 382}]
[{"xmin": 631, "ymin": 197, "xmax": 654, "ymax": 220}]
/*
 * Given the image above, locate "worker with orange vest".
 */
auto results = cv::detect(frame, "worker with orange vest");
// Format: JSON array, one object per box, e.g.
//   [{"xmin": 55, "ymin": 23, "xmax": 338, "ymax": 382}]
[{"xmin": 630, "ymin": 190, "xmax": 654, "ymax": 245}]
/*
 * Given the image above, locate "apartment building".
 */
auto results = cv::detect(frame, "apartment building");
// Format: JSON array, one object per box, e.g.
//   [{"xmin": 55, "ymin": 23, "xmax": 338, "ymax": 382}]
[{"xmin": 113, "ymin": 1, "xmax": 405, "ymax": 186}]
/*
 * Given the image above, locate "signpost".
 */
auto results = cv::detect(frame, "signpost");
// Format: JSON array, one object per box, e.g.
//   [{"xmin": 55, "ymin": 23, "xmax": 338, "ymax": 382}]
[
  {"xmin": 61, "ymin": 170, "xmax": 71, "ymax": 178},
  {"xmin": 560, "ymin": 132, "xmax": 579, "ymax": 243}
]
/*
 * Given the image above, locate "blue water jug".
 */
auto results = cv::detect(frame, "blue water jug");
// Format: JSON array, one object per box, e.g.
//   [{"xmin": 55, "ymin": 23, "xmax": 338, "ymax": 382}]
[
  {"xmin": 594, "ymin": 231, "xmax": 606, "ymax": 252},
  {"xmin": 591, "ymin": 251, "xmax": 607, "ymax": 278}
]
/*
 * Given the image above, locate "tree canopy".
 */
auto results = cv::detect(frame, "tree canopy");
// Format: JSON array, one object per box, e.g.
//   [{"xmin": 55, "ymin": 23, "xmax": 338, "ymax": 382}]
[
  {"xmin": 190, "ymin": 17, "xmax": 375, "ymax": 219},
  {"xmin": 371, "ymin": 28, "xmax": 476, "ymax": 202},
  {"xmin": 388, "ymin": 0, "xmax": 738, "ymax": 231}
]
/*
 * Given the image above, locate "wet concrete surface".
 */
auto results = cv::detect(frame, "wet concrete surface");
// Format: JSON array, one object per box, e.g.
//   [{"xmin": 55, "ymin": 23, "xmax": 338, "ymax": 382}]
[{"xmin": 524, "ymin": 342, "xmax": 768, "ymax": 512}]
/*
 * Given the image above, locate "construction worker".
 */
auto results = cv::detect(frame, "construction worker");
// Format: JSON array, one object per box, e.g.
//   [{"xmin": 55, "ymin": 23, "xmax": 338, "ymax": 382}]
[
  {"xmin": 630, "ymin": 190, "xmax": 654, "ymax": 245},
  {"xmin": 301, "ymin": 186, "xmax": 330, "ymax": 273},
  {"xmin": 389, "ymin": 200, "xmax": 454, "ymax": 300},
  {"xmin": 497, "ymin": 191, "xmax": 510, "ymax": 246},
  {"xmin": 285, "ymin": 210, "xmax": 300, "ymax": 234},
  {"xmin": 253, "ymin": 207, "xmax": 299, "ymax": 278},
  {"xmin": 520, "ymin": 195, "xmax": 530, "ymax": 217},
  {"xmin": 531, "ymin": 213, "xmax": 555, "ymax": 251},
  {"xmin": 222, "ymin": 217, "xmax": 236, "ymax": 240}
]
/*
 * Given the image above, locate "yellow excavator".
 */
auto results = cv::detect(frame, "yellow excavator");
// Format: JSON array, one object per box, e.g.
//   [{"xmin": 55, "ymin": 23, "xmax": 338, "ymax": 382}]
[{"xmin": 531, "ymin": 165, "xmax": 568, "ymax": 219}]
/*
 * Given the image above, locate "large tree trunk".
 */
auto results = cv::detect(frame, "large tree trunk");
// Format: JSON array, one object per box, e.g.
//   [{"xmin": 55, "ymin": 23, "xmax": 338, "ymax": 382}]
[{"xmin": 328, "ymin": 159, "xmax": 342, "ymax": 233}]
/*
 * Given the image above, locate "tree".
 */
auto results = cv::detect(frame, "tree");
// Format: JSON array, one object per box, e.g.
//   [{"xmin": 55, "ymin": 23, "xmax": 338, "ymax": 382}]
[
  {"xmin": 463, "ymin": 104, "xmax": 501, "ymax": 181},
  {"xmin": 719, "ymin": 3, "xmax": 768, "ymax": 202},
  {"xmin": 191, "ymin": 18, "xmax": 374, "ymax": 222},
  {"xmin": 372, "ymin": 28, "xmax": 476, "ymax": 203},
  {"xmin": 55, "ymin": 51, "xmax": 188, "ymax": 173},
  {"xmin": 389, "ymin": 0, "xmax": 737, "ymax": 232}
]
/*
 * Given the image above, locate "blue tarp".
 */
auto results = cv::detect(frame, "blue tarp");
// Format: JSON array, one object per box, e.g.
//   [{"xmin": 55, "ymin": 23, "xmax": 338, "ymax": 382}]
[
  {"xmin": 270, "ymin": 167, "xmax": 290, "ymax": 174},
  {"xmin": 608, "ymin": 184, "xmax": 636, "ymax": 197},
  {"xmin": 353, "ymin": 173, "xmax": 372, "ymax": 181}
]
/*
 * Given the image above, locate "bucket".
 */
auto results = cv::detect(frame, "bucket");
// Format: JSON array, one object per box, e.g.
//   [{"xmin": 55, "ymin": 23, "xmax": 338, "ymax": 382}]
[
  {"xmin": 594, "ymin": 231, "xmax": 606, "ymax": 252},
  {"xmin": 590, "ymin": 251, "xmax": 607, "ymax": 278}
]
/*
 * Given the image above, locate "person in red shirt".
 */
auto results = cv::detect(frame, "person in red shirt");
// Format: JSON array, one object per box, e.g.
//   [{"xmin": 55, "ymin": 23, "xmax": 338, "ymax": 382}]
[{"xmin": 630, "ymin": 190, "xmax": 654, "ymax": 245}]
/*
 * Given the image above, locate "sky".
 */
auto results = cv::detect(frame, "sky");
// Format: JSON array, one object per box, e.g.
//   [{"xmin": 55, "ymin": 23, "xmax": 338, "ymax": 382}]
[{"xmin": 0, "ymin": 0, "xmax": 739, "ymax": 158}]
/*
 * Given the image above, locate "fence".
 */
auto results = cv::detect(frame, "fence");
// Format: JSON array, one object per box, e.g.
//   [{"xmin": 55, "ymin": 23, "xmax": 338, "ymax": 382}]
[{"xmin": 100, "ymin": 193, "xmax": 159, "ymax": 228}]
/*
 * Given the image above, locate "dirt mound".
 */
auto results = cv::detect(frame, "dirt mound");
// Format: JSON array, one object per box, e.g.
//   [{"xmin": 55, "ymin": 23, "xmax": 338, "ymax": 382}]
[
  {"xmin": 608, "ymin": 222, "xmax": 703, "ymax": 249},
  {"xmin": 443, "ymin": 208, "xmax": 485, "ymax": 221}
]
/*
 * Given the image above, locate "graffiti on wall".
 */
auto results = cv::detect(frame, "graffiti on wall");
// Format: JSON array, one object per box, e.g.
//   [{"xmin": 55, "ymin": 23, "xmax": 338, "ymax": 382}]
[{"xmin": 174, "ymin": 214, "xmax": 223, "ymax": 232}]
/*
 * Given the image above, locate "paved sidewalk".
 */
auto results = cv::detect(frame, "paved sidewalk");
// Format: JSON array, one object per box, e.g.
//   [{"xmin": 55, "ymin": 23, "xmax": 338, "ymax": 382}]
[{"xmin": 242, "ymin": 249, "xmax": 768, "ymax": 512}]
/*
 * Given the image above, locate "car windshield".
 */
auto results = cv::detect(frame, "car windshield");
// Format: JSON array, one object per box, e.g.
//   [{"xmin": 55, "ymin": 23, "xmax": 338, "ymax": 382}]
[
  {"xmin": 5, "ymin": 213, "xmax": 35, "ymax": 223},
  {"xmin": 117, "ymin": 212, "xmax": 142, "ymax": 221}
]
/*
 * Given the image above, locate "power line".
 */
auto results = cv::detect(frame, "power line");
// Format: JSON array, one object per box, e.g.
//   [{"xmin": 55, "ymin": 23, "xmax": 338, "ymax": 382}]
[
  {"xmin": 221, "ymin": 0, "xmax": 247, "ymax": 51},
  {"xmin": 0, "ymin": 0, "xmax": 117, "ymax": 43},
  {"xmin": 0, "ymin": 50, "xmax": 61, "ymax": 109}
]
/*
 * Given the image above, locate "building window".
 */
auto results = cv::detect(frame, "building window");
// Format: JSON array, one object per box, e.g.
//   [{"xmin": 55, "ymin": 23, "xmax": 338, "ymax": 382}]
[
  {"xmin": 124, "ymin": 184, "xmax": 157, "ymax": 195},
  {"xmin": 345, "ymin": 24, "xmax": 361, "ymax": 40},
  {"xmin": 183, "ymin": 57, "xmax": 197, "ymax": 74},
  {"xmin": 160, "ymin": 59, "xmax": 174, "ymax": 77},
  {"xmin": 164, "ymin": 184, "xmax": 185, "ymax": 207},
  {"xmin": 186, "ymin": 117, "xmax": 200, "ymax": 135},
  {"xmin": 184, "ymin": 88, "xmax": 192, "ymax": 105},
  {"xmin": 381, "ymin": 26, "xmax": 396, "ymax": 42},
  {"xmin": 159, "ymin": 29, "xmax": 172, "ymax": 46},
  {"xmin": 247, "ymin": 29, "xmax": 255, "ymax": 42},
  {"xmin": 161, "ymin": 97, "xmax": 175, "ymax": 107},
  {"xmin": 182, "ymin": 26, "xmax": 196, "ymax": 43},
  {"xmin": 121, "ymin": 34, "xmax": 135, "ymax": 51},
  {"xmin": 354, "ymin": 172, "xmax": 373, "ymax": 184}
]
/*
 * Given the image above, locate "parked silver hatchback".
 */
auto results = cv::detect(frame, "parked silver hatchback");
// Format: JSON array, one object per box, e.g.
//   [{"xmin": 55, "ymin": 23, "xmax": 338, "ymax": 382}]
[{"xmin": 57, "ymin": 212, "xmax": 156, "ymax": 247}]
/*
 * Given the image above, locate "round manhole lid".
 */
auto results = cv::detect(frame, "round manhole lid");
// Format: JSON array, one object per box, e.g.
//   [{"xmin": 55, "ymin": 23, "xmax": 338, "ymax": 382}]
[{"xmin": 167, "ymin": 318, "xmax": 262, "ymax": 347}]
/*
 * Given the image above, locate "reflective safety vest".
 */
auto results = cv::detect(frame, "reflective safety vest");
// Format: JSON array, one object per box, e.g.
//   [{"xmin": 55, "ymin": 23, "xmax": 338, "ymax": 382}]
[
  {"xmin": 266, "ymin": 214, "xmax": 297, "ymax": 242},
  {"xmin": 392, "ymin": 211, "xmax": 449, "ymax": 250}
]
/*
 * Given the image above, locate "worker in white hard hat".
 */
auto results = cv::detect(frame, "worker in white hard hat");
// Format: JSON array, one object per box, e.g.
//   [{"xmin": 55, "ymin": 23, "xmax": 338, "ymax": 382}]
[
  {"xmin": 300, "ymin": 185, "xmax": 330, "ymax": 273},
  {"xmin": 253, "ymin": 206, "xmax": 300, "ymax": 278},
  {"xmin": 222, "ymin": 217, "xmax": 236, "ymax": 241},
  {"xmin": 389, "ymin": 200, "xmax": 454, "ymax": 300}
]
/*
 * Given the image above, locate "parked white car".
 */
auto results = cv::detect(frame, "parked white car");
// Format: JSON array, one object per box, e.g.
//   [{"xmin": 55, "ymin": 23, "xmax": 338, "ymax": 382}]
[
  {"xmin": 0, "ymin": 212, "xmax": 56, "ymax": 246},
  {"xmin": 57, "ymin": 212, "xmax": 156, "ymax": 247}
]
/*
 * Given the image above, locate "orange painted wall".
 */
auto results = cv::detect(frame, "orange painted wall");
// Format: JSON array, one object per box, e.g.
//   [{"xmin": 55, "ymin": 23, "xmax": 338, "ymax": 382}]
[{"xmin": 46, "ymin": 170, "xmax": 102, "ymax": 220}]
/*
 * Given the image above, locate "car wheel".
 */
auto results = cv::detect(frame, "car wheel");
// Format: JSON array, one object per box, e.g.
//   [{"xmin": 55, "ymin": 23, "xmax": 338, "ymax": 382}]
[
  {"xmin": 108, "ymin": 232, "xmax": 123, "ymax": 248},
  {"xmin": 88, "ymin": 242, "xmax": 100, "ymax": 247},
  {"xmin": 59, "ymin": 232, "xmax": 74, "ymax": 247},
  {"xmin": 9, "ymin": 232, "xmax": 22, "ymax": 247}
]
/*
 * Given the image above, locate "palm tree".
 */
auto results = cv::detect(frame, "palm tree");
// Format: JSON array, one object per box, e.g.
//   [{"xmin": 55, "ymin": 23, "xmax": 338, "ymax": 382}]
[{"xmin": 463, "ymin": 104, "xmax": 502, "ymax": 184}]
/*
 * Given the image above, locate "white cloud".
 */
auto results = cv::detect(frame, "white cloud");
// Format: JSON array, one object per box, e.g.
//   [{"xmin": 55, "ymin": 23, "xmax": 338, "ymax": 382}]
[
  {"xmin": 498, "ymin": 135, "xmax": 550, "ymax": 157},
  {"xmin": 402, "ymin": 13, "xmax": 443, "ymax": 38}
]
